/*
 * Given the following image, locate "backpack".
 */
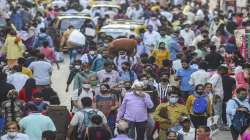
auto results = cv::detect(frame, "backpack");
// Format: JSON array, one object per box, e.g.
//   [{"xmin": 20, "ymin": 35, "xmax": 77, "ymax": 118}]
[
  {"xmin": 231, "ymin": 99, "xmax": 250, "ymax": 134},
  {"xmin": 46, "ymin": 106, "xmax": 70, "ymax": 140},
  {"xmin": 77, "ymin": 109, "xmax": 98, "ymax": 139},
  {"xmin": 35, "ymin": 34, "xmax": 49, "ymax": 48},
  {"xmin": 192, "ymin": 95, "xmax": 208, "ymax": 114}
]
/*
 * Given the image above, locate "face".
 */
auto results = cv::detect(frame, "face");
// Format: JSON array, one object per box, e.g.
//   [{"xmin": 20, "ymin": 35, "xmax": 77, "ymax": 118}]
[
  {"xmin": 237, "ymin": 90, "xmax": 248, "ymax": 101},
  {"xmin": 205, "ymin": 84, "xmax": 212, "ymax": 93},
  {"xmin": 159, "ymin": 43, "xmax": 165, "ymax": 50},
  {"xmin": 167, "ymin": 132, "xmax": 177, "ymax": 140},
  {"xmin": 196, "ymin": 85, "xmax": 204, "ymax": 95},
  {"xmin": 105, "ymin": 65, "xmax": 113, "ymax": 73},
  {"xmin": 148, "ymin": 26, "xmax": 153, "ymax": 32},
  {"xmin": 181, "ymin": 62, "xmax": 189, "ymax": 69},
  {"xmin": 122, "ymin": 64, "xmax": 129, "ymax": 71},
  {"xmin": 197, "ymin": 128, "xmax": 209, "ymax": 140},
  {"xmin": 100, "ymin": 85, "xmax": 109, "ymax": 93},
  {"xmin": 82, "ymin": 64, "xmax": 90, "ymax": 72},
  {"xmin": 182, "ymin": 120, "xmax": 191, "ymax": 129},
  {"xmin": 7, "ymin": 124, "xmax": 18, "ymax": 133}
]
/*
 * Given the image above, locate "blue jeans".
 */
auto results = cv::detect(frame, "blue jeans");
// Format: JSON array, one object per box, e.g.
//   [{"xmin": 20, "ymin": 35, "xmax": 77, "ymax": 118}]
[{"xmin": 68, "ymin": 48, "xmax": 78, "ymax": 65}]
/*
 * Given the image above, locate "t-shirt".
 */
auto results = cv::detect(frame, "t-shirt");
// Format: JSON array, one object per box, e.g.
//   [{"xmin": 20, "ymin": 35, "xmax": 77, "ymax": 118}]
[
  {"xmin": 176, "ymin": 67, "xmax": 196, "ymax": 92},
  {"xmin": 19, "ymin": 113, "xmax": 56, "ymax": 140},
  {"xmin": 28, "ymin": 60, "xmax": 52, "ymax": 86}
]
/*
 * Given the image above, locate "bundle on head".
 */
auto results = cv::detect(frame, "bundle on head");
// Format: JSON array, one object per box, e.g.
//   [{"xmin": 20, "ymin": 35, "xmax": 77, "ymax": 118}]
[{"xmin": 108, "ymin": 38, "xmax": 137, "ymax": 57}]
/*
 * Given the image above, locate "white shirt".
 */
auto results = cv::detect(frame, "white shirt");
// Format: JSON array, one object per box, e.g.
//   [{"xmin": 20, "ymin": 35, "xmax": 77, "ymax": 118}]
[
  {"xmin": 29, "ymin": 60, "xmax": 52, "ymax": 86},
  {"xmin": 180, "ymin": 29, "xmax": 195, "ymax": 46},
  {"xmin": 7, "ymin": 72, "xmax": 29, "ymax": 92},
  {"xmin": 1, "ymin": 133, "xmax": 30, "ymax": 140},
  {"xmin": 97, "ymin": 70, "xmax": 119, "ymax": 87},
  {"xmin": 145, "ymin": 19, "xmax": 162, "ymax": 31},
  {"xmin": 178, "ymin": 127, "xmax": 195, "ymax": 140},
  {"xmin": 143, "ymin": 31, "xmax": 160, "ymax": 49},
  {"xmin": 189, "ymin": 69, "xmax": 210, "ymax": 86},
  {"xmin": 208, "ymin": 73, "xmax": 224, "ymax": 99},
  {"xmin": 172, "ymin": 59, "xmax": 182, "ymax": 71}
]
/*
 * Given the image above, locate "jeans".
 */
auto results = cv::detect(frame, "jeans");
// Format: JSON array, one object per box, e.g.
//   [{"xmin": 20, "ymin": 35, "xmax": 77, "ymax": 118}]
[
  {"xmin": 231, "ymin": 128, "xmax": 239, "ymax": 140},
  {"xmin": 68, "ymin": 48, "xmax": 78, "ymax": 65},
  {"xmin": 222, "ymin": 101, "xmax": 228, "ymax": 125},
  {"xmin": 128, "ymin": 121, "xmax": 147, "ymax": 140}
]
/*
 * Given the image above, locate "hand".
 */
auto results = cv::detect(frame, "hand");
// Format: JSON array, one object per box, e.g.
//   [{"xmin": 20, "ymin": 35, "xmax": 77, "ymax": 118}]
[{"xmin": 237, "ymin": 108, "xmax": 248, "ymax": 112}]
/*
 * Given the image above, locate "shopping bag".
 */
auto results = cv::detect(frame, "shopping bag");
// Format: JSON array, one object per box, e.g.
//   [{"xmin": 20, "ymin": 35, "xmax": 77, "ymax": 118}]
[{"xmin": 67, "ymin": 30, "xmax": 86, "ymax": 47}]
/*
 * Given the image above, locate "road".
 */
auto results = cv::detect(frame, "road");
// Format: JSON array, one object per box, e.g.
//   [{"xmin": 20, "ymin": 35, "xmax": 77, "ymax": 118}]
[{"xmin": 50, "ymin": 55, "xmax": 233, "ymax": 140}]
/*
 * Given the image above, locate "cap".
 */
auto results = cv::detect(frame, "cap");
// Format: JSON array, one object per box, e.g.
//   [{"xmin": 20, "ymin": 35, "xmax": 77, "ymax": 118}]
[{"xmin": 179, "ymin": 115, "xmax": 191, "ymax": 122}]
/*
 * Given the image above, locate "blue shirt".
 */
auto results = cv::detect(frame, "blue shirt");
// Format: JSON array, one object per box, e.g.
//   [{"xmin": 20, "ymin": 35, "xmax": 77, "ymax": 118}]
[
  {"xmin": 118, "ymin": 70, "xmax": 137, "ymax": 82},
  {"xmin": 19, "ymin": 113, "xmax": 56, "ymax": 140},
  {"xmin": 176, "ymin": 67, "xmax": 196, "ymax": 92}
]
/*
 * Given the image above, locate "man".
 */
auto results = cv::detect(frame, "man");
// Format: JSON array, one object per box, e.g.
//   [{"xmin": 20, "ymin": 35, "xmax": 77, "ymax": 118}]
[
  {"xmin": 153, "ymin": 91, "xmax": 187, "ymax": 140},
  {"xmin": 189, "ymin": 61, "xmax": 210, "ymax": 87},
  {"xmin": 143, "ymin": 25, "xmax": 160, "ymax": 53},
  {"xmin": 0, "ymin": 72, "xmax": 15, "ymax": 105},
  {"xmin": 97, "ymin": 61, "xmax": 119, "ymax": 87},
  {"xmin": 180, "ymin": 23, "xmax": 195, "ymax": 47},
  {"xmin": 73, "ymin": 62, "xmax": 97, "ymax": 90},
  {"xmin": 117, "ymin": 81, "xmax": 153, "ymax": 140},
  {"xmin": 1, "ymin": 121, "xmax": 29, "ymax": 140},
  {"xmin": 176, "ymin": 59, "xmax": 196, "ymax": 101},
  {"xmin": 17, "ymin": 57, "xmax": 32, "ymax": 77},
  {"xmin": 67, "ymin": 97, "xmax": 109, "ymax": 140},
  {"xmin": 7, "ymin": 65, "xmax": 29, "ymax": 92},
  {"xmin": 186, "ymin": 84, "xmax": 212, "ymax": 128},
  {"xmin": 155, "ymin": 29, "xmax": 172, "ymax": 50},
  {"xmin": 226, "ymin": 88, "xmax": 250, "ymax": 140},
  {"xmin": 19, "ymin": 103, "xmax": 56, "ymax": 140},
  {"xmin": 28, "ymin": 53, "xmax": 52, "ymax": 89},
  {"xmin": 32, "ymin": 28, "xmax": 54, "ymax": 49},
  {"xmin": 71, "ymin": 83, "xmax": 95, "ymax": 112},
  {"xmin": 178, "ymin": 116, "xmax": 195, "ymax": 140},
  {"xmin": 118, "ymin": 62, "xmax": 137, "ymax": 82},
  {"xmin": 205, "ymin": 45, "xmax": 224, "ymax": 71},
  {"xmin": 111, "ymin": 120, "xmax": 132, "ymax": 140},
  {"xmin": 196, "ymin": 126, "xmax": 211, "ymax": 140}
]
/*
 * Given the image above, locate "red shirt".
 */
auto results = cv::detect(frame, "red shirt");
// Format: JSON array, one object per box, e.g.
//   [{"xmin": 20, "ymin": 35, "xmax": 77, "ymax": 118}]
[{"xmin": 18, "ymin": 88, "xmax": 39, "ymax": 102}]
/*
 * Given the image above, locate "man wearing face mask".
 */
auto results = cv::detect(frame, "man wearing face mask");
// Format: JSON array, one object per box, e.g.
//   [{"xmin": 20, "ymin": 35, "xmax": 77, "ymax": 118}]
[
  {"xmin": 226, "ymin": 88, "xmax": 250, "ymax": 140},
  {"xmin": 153, "ymin": 91, "xmax": 187, "ymax": 140},
  {"xmin": 66, "ymin": 60, "xmax": 82, "ymax": 92},
  {"xmin": 118, "ymin": 62, "xmax": 137, "ymax": 82},
  {"xmin": 143, "ymin": 25, "xmax": 161, "ymax": 53},
  {"xmin": 114, "ymin": 51, "xmax": 137, "ymax": 72},
  {"xmin": 1, "ymin": 121, "xmax": 29, "ymax": 140},
  {"xmin": 180, "ymin": 23, "xmax": 195, "ymax": 47},
  {"xmin": 80, "ymin": 48, "xmax": 101, "ymax": 65}
]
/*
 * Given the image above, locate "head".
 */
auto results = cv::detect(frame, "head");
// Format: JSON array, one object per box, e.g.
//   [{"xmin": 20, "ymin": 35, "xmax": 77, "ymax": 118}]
[
  {"xmin": 168, "ymin": 91, "xmax": 180, "ymax": 105},
  {"xmin": 147, "ymin": 25, "xmax": 153, "ymax": 32},
  {"xmin": 12, "ymin": 65, "xmax": 22, "ymax": 73},
  {"xmin": 197, "ymin": 126, "xmax": 211, "ymax": 140},
  {"xmin": 82, "ymin": 84, "xmax": 91, "ymax": 91},
  {"xmin": 217, "ymin": 66, "xmax": 228, "ymax": 76},
  {"xmin": 236, "ymin": 88, "xmax": 248, "ymax": 101},
  {"xmin": 100, "ymin": 83, "xmax": 110, "ymax": 94},
  {"xmin": 68, "ymin": 25, "xmax": 75, "ymax": 30},
  {"xmin": 104, "ymin": 62, "xmax": 113, "ymax": 73},
  {"xmin": 198, "ymin": 61, "xmax": 207, "ymax": 70},
  {"xmin": 204, "ymin": 83, "xmax": 213, "ymax": 93},
  {"xmin": 179, "ymin": 116, "xmax": 191, "ymax": 131},
  {"xmin": 140, "ymin": 53, "xmax": 149, "ymax": 64},
  {"xmin": 17, "ymin": 57, "xmax": 26, "ymax": 66},
  {"xmin": 32, "ymin": 92, "xmax": 44, "ymax": 103},
  {"xmin": 132, "ymin": 81, "xmax": 144, "ymax": 92},
  {"xmin": 42, "ymin": 130, "xmax": 56, "ymax": 140},
  {"xmin": 181, "ymin": 59, "xmax": 189, "ymax": 69},
  {"xmin": 116, "ymin": 120, "xmax": 129, "ymax": 135},
  {"xmin": 124, "ymin": 81, "xmax": 132, "ymax": 90},
  {"xmin": 43, "ymin": 41, "xmax": 49, "ymax": 48},
  {"xmin": 74, "ymin": 60, "xmax": 82, "ymax": 70},
  {"xmin": 81, "ymin": 62, "xmax": 90, "ymax": 72},
  {"xmin": 81, "ymin": 97, "xmax": 93, "ymax": 108},
  {"xmin": 118, "ymin": 51, "xmax": 127, "ymax": 58},
  {"xmin": 158, "ymin": 42, "xmax": 166, "ymax": 50},
  {"xmin": 122, "ymin": 62, "xmax": 131, "ymax": 71},
  {"xmin": 91, "ymin": 115, "xmax": 103, "ymax": 126},
  {"xmin": 6, "ymin": 121, "xmax": 20, "ymax": 138},
  {"xmin": 160, "ymin": 74, "xmax": 170, "ymax": 83},
  {"xmin": 166, "ymin": 130, "xmax": 177, "ymax": 140},
  {"xmin": 7, "ymin": 90, "xmax": 18, "ymax": 100},
  {"xmin": 37, "ymin": 53, "xmax": 45, "ymax": 60},
  {"xmin": 195, "ymin": 84, "xmax": 205, "ymax": 95}
]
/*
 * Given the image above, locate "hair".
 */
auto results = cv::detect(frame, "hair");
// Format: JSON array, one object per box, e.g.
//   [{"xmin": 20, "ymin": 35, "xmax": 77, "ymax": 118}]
[
  {"xmin": 198, "ymin": 61, "xmax": 207, "ymax": 70},
  {"xmin": 6, "ymin": 121, "xmax": 20, "ymax": 130},
  {"xmin": 37, "ymin": 53, "xmax": 45, "ymax": 60},
  {"xmin": 100, "ymin": 83, "xmax": 110, "ymax": 90},
  {"xmin": 181, "ymin": 59, "xmax": 189, "ymax": 64},
  {"xmin": 198, "ymin": 125, "xmax": 211, "ymax": 133},
  {"xmin": 12, "ymin": 65, "xmax": 22, "ymax": 72},
  {"xmin": 210, "ymin": 45, "xmax": 216, "ymax": 51},
  {"xmin": 204, "ymin": 82, "xmax": 212, "ymax": 87},
  {"xmin": 17, "ymin": 57, "xmax": 26, "ymax": 66},
  {"xmin": 43, "ymin": 41, "xmax": 49, "ymax": 48},
  {"xmin": 166, "ymin": 130, "xmax": 177, "ymax": 137},
  {"xmin": 25, "ymin": 103, "xmax": 38, "ymax": 112},
  {"xmin": 104, "ymin": 61, "xmax": 113, "ymax": 67},
  {"xmin": 91, "ymin": 115, "xmax": 103, "ymax": 125},
  {"xmin": 81, "ymin": 97, "xmax": 92, "ymax": 107},
  {"xmin": 122, "ymin": 61, "xmax": 131, "ymax": 67},
  {"xmin": 23, "ymin": 78, "xmax": 36, "ymax": 102},
  {"xmin": 195, "ymin": 84, "xmax": 204, "ymax": 91},
  {"xmin": 42, "ymin": 130, "xmax": 56, "ymax": 140},
  {"xmin": 236, "ymin": 87, "xmax": 247, "ymax": 94},
  {"xmin": 168, "ymin": 91, "xmax": 180, "ymax": 97}
]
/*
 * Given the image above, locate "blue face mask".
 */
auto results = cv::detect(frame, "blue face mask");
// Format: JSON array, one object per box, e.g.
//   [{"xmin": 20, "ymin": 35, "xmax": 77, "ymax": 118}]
[{"xmin": 169, "ymin": 97, "xmax": 179, "ymax": 104}]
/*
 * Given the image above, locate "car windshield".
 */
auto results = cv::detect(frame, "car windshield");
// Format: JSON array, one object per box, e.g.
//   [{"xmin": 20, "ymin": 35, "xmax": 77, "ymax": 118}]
[
  {"xmin": 100, "ymin": 28, "xmax": 131, "ymax": 38},
  {"xmin": 60, "ymin": 18, "xmax": 85, "ymax": 32}
]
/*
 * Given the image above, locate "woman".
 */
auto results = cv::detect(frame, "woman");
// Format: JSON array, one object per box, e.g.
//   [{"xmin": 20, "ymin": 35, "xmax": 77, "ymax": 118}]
[
  {"xmin": 1, "ymin": 29, "xmax": 25, "ymax": 67},
  {"xmin": 19, "ymin": 78, "xmax": 39, "ymax": 102},
  {"xmin": 166, "ymin": 130, "xmax": 178, "ymax": 140},
  {"xmin": 151, "ymin": 42, "xmax": 170, "ymax": 66},
  {"xmin": 95, "ymin": 84, "xmax": 119, "ymax": 132}
]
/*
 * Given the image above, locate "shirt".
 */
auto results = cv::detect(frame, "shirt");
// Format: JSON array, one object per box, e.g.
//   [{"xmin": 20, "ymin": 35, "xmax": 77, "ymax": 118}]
[
  {"xmin": 189, "ymin": 69, "xmax": 210, "ymax": 87},
  {"xmin": 19, "ymin": 113, "xmax": 56, "ymax": 140},
  {"xmin": 28, "ymin": 60, "xmax": 52, "ymax": 86},
  {"xmin": 116, "ymin": 92, "xmax": 153, "ymax": 122},
  {"xmin": 180, "ymin": 29, "xmax": 195, "ymax": 46},
  {"xmin": 1, "ymin": 133, "xmax": 30, "ymax": 140},
  {"xmin": 7, "ymin": 72, "xmax": 29, "ymax": 92},
  {"xmin": 111, "ymin": 134, "xmax": 133, "ymax": 140},
  {"xmin": 208, "ymin": 73, "xmax": 224, "ymax": 99},
  {"xmin": 178, "ymin": 127, "xmax": 195, "ymax": 140},
  {"xmin": 226, "ymin": 98, "xmax": 250, "ymax": 126},
  {"xmin": 143, "ymin": 31, "xmax": 161, "ymax": 49},
  {"xmin": 21, "ymin": 67, "xmax": 32, "ymax": 78},
  {"xmin": 97, "ymin": 70, "xmax": 119, "ymax": 87},
  {"xmin": 176, "ymin": 67, "xmax": 196, "ymax": 92}
]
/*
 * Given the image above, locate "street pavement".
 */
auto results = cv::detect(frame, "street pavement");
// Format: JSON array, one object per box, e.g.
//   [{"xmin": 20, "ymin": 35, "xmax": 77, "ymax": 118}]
[{"xmin": 51, "ymin": 55, "xmax": 233, "ymax": 140}]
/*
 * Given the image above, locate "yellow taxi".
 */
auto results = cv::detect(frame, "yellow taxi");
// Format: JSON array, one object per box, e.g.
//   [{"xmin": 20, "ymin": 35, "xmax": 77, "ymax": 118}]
[{"xmin": 100, "ymin": 20, "xmax": 146, "ymax": 39}]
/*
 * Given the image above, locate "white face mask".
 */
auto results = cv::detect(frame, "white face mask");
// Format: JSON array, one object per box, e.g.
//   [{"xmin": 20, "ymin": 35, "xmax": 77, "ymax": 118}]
[
  {"xmin": 7, "ymin": 132, "xmax": 17, "ymax": 138},
  {"xmin": 75, "ymin": 65, "xmax": 81, "ymax": 69}
]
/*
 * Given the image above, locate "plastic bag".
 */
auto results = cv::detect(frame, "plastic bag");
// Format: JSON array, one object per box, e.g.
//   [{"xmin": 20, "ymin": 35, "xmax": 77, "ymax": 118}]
[
  {"xmin": 67, "ymin": 30, "xmax": 86, "ymax": 47},
  {"xmin": 55, "ymin": 51, "xmax": 64, "ymax": 63}
]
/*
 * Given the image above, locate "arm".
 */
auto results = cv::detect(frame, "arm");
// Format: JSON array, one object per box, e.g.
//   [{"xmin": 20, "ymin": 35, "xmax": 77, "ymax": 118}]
[
  {"xmin": 226, "ymin": 100, "xmax": 237, "ymax": 117},
  {"xmin": 186, "ymin": 96, "xmax": 193, "ymax": 115},
  {"xmin": 153, "ymin": 104, "xmax": 170, "ymax": 123},
  {"xmin": 116, "ymin": 96, "xmax": 127, "ymax": 121},
  {"xmin": 207, "ymin": 97, "xmax": 213, "ymax": 116},
  {"xmin": 144, "ymin": 93, "xmax": 154, "ymax": 109}
]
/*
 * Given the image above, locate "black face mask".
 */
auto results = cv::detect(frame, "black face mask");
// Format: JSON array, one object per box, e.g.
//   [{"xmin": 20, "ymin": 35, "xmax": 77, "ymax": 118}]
[
  {"xmin": 125, "ymin": 87, "xmax": 131, "ymax": 90},
  {"xmin": 196, "ymin": 91, "xmax": 203, "ymax": 95},
  {"xmin": 161, "ymin": 79, "xmax": 168, "ymax": 83}
]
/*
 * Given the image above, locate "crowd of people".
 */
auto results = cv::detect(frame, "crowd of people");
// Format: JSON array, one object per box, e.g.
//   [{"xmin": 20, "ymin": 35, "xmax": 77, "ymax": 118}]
[{"xmin": 0, "ymin": 0, "xmax": 250, "ymax": 140}]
